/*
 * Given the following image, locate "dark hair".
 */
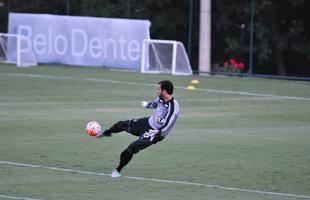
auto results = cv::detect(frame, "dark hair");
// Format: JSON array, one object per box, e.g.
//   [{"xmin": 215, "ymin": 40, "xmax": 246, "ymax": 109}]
[{"xmin": 158, "ymin": 80, "xmax": 174, "ymax": 95}]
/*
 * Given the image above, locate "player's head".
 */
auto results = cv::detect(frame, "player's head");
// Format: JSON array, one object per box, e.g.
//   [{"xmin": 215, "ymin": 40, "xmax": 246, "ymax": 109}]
[{"xmin": 157, "ymin": 80, "xmax": 174, "ymax": 98}]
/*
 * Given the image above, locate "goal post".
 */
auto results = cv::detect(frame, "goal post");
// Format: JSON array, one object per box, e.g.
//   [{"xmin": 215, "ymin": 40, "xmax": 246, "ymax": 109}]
[
  {"xmin": 0, "ymin": 33, "xmax": 37, "ymax": 67},
  {"xmin": 141, "ymin": 39, "xmax": 193, "ymax": 75}
]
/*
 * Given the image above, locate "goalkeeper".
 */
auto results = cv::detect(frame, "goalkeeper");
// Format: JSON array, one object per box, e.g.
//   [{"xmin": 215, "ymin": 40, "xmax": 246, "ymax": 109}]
[{"xmin": 96, "ymin": 80, "xmax": 180, "ymax": 178}]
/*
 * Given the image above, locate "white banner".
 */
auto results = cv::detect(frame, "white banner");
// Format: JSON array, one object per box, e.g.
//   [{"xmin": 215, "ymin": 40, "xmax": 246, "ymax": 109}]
[{"xmin": 8, "ymin": 13, "xmax": 151, "ymax": 69}]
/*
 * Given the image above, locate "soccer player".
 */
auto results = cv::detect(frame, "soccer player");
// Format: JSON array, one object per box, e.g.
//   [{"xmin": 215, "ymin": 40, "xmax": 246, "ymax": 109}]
[{"xmin": 96, "ymin": 80, "xmax": 180, "ymax": 178}]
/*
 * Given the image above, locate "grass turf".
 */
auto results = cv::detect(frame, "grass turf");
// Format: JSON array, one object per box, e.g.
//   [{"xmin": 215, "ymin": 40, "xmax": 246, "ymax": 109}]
[{"xmin": 0, "ymin": 64, "xmax": 309, "ymax": 200}]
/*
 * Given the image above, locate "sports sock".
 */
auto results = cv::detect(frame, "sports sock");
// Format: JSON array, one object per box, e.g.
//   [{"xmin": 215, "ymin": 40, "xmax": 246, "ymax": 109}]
[
  {"xmin": 105, "ymin": 121, "xmax": 128, "ymax": 135},
  {"xmin": 116, "ymin": 149, "xmax": 133, "ymax": 172},
  {"xmin": 103, "ymin": 126, "xmax": 120, "ymax": 136}
]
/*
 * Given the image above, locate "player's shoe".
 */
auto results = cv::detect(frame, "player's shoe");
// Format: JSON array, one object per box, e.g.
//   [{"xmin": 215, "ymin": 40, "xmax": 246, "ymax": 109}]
[
  {"xmin": 111, "ymin": 169, "xmax": 121, "ymax": 178},
  {"xmin": 96, "ymin": 130, "xmax": 111, "ymax": 138}
]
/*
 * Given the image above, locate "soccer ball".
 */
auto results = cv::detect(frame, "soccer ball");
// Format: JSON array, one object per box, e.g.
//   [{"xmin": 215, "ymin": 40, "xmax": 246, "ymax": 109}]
[{"xmin": 85, "ymin": 121, "xmax": 101, "ymax": 136}]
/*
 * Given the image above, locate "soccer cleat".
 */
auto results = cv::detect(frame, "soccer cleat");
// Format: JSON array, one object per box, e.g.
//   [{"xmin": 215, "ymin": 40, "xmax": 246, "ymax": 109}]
[
  {"xmin": 111, "ymin": 169, "xmax": 121, "ymax": 178},
  {"xmin": 96, "ymin": 130, "xmax": 111, "ymax": 138}
]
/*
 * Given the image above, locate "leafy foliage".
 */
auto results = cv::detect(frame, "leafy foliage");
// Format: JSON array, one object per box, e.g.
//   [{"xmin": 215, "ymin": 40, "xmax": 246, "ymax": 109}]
[
  {"xmin": 213, "ymin": 0, "xmax": 310, "ymax": 76},
  {"xmin": 1, "ymin": 0, "xmax": 309, "ymax": 76}
]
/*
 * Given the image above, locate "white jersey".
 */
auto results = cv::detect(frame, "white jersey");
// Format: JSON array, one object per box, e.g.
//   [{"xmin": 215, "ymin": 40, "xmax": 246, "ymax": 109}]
[{"xmin": 145, "ymin": 97, "xmax": 180, "ymax": 137}]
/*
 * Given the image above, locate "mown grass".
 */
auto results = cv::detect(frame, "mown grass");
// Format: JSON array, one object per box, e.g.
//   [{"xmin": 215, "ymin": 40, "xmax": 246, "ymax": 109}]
[{"xmin": 0, "ymin": 64, "xmax": 309, "ymax": 200}]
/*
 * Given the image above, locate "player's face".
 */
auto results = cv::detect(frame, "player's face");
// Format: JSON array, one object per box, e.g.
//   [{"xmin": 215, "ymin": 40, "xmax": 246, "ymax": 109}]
[{"xmin": 157, "ymin": 84, "xmax": 164, "ymax": 99}]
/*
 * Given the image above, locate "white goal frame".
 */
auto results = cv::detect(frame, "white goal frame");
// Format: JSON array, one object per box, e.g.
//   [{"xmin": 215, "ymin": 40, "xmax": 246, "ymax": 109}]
[
  {"xmin": 141, "ymin": 39, "xmax": 193, "ymax": 75},
  {"xmin": 0, "ymin": 33, "xmax": 37, "ymax": 67}
]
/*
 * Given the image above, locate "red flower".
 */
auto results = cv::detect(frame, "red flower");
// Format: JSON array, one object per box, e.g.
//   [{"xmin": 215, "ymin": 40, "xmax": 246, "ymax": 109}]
[{"xmin": 224, "ymin": 59, "xmax": 245, "ymax": 70}]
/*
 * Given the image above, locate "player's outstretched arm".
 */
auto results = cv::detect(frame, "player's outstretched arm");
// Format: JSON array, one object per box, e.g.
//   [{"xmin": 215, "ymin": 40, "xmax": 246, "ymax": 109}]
[{"xmin": 140, "ymin": 98, "xmax": 159, "ymax": 109}]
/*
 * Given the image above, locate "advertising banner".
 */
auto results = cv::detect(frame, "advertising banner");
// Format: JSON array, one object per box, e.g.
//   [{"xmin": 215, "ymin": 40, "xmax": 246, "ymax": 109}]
[{"xmin": 8, "ymin": 13, "xmax": 151, "ymax": 69}]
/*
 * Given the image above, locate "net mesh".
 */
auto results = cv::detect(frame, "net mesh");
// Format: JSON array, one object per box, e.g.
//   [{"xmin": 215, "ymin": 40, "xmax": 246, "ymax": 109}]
[
  {"xmin": 0, "ymin": 33, "xmax": 37, "ymax": 67},
  {"xmin": 141, "ymin": 39, "xmax": 192, "ymax": 75}
]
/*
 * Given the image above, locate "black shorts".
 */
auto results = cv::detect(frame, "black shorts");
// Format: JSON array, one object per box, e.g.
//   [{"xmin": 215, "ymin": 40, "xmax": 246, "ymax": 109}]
[
  {"xmin": 127, "ymin": 117, "xmax": 152, "ymax": 137},
  {"xmin": 121, "ymin": 117, "xmax": 164, "ymax": 154}
]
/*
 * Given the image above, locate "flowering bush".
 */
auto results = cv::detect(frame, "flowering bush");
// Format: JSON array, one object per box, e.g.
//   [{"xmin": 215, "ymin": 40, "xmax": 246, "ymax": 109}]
[{"xmin": 213, "ymin": 59, "xmax": 245, "ymax": 73}]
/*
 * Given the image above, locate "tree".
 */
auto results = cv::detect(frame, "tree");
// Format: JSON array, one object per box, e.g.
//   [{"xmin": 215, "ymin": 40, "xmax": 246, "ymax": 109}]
[{"xmin": 212, "ymin": 0, "xmax": 310, "ymax": 76}]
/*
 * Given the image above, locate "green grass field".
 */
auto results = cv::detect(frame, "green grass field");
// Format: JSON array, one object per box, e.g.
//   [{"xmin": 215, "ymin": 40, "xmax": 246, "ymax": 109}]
[{"xmin": 0, "ymin": 64, "xmax": 310, "ymax": 200}]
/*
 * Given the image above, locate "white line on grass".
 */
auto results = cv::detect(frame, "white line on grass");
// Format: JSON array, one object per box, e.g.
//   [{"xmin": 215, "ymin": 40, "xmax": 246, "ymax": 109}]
[
  {"xmin": 0, "ymin": 97, "xmax": 291, "ymax": 106},
  {"xmin": 0, "ymin": 195, "xmax": 42, "ymax": 200},
  {"xmin": 1, "ymin": 161, "xmax": 310, "ymax": 199},
  {"xmin": 181, "ymin": 97, "xmax": 287, "ymax": 102},
  {"xmin": 1, "ymin": 72, "xmax": 309, "ymax": 101}
]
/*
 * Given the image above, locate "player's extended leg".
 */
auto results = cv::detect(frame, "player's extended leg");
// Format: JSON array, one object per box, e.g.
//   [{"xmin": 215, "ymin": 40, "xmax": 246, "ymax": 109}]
[
  {"xmin": 97, "ymin": 117, "xmax": 150, "ymax": 138},
  {"xmin": 105, "ymin": 120, "xmax": 129, "ymax": 135},
  {"xmin": 96, "ymin": 120, "xmax": 129, "ymax": 138},
  {"xmin": 111, "ymin": 134, "xmax": 165, "ymax": 177},
  {"xmin": 113, "ymin": 139, "xmax": 153, "ymax": 176}
]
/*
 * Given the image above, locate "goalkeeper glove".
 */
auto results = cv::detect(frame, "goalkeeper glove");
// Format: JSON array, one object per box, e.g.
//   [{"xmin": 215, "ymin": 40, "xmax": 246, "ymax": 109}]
[{"xmin": 140, "ymin": 101, "xmax": 148, "ymax": 108}]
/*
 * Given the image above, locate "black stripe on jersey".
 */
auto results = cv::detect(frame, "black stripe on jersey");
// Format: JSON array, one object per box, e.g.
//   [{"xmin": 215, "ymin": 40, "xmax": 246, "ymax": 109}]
[{"xmin": 159, "ymin": 99, "xmax": 175, "ymax": 134}]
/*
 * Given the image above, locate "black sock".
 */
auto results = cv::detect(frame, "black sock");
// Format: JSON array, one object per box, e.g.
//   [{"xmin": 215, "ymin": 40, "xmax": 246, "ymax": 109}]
[
  {"xmin": 103, "ymin": 126, "xmax": 121, "ymax": 136},
  {"xmin": 105, "ymin": 121, "xmax": 128, "ymax": 135},
  {"xmin": 116, "ymin": 149, "xmax": 133, "ymax": 172},
  {"xmin": 103, "ymin": 129, "xmax": 112, "ymax": 136}
]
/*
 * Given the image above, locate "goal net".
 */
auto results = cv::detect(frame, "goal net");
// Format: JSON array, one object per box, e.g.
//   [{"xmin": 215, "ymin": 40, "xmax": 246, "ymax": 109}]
[
  {"xmin": 0, "ymin": 33, "xmax": 37, "ymax": 67},
  {"xmin": 141, "ymin": 39, "xmax": 192, "ymax": 75}
]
